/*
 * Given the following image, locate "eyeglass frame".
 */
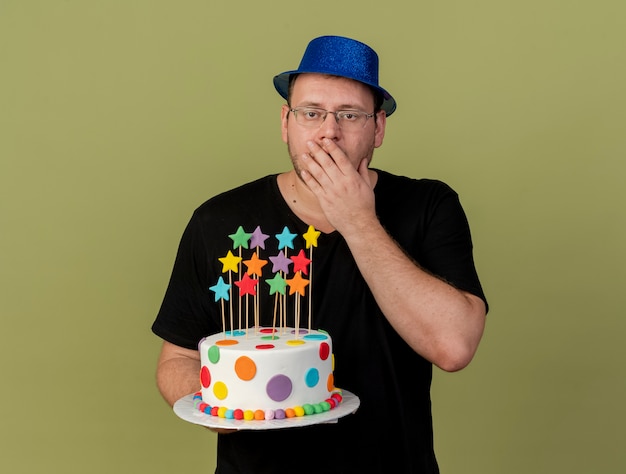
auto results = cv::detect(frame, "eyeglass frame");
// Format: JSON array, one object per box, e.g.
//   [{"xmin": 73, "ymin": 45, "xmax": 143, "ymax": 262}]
[{"xmin": 289, "ymin": 106, "xmax": 376, "ymax": 129}]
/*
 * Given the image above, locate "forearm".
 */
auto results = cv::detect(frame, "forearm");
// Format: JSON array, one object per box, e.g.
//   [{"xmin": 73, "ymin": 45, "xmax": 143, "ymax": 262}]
[
  {"xmin": 296, "ymin": 141, "xmax": 485, "ymax": 370},
  {"xmin": 343, "ymin": 220, "xmax": 486, "ymax": 372},
  {"xmin": 156, "ymin": 341, "xmax": 201, "ymax": 407}
]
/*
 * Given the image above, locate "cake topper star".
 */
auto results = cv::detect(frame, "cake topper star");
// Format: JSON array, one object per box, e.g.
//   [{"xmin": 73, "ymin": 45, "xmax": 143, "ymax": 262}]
[
  {"xmin": 269, "ymin": 250, "xmax": 293, "ymax": 274},
  {"xmin": 243, "ymin": 251, "xmax": 268, "ymax": 277},
  {"xmin": 290, "ymin": 249, "xmax": 312, "ymax": 275},
  {"xmin": 249, "ymin": 226, "xmax": 270, "ymax": 249},
  {"xmin": 218, "ymin": 250, "xmax": 242, "ymax": 273},
  {"xmin": 275, "ymin": 226, "xmax": 297, "ymax": 250},
  {"xmin": 286, "ymin": 271, "xmax": 310, "ymax": 296},
  {"xmin": 229, "ymin": 226, "xmax": 251, "ymax": 250},
  {"xmin": 265, "ymin": 272, "xmax": 287, "ymax": 295},
  {"xmin": 302, "ymin": 225, "xmax": 321, "ymax": 249},
  {"xmin": 234, "ymin": 273, "xmax": 258, "ymax": 296},
  {"xmin": 209, "ymin": 276, "xmax": 231, "ymax": 301}
]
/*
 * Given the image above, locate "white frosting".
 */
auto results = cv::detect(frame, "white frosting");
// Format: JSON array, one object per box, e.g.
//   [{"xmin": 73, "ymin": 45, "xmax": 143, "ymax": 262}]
[{"xmin": 199, "ymin": 327, "xmax": 334, "ymax": 412}]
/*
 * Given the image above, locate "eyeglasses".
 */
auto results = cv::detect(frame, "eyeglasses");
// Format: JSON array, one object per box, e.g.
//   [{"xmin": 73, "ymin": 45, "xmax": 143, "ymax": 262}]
[{"xmin": 289, "ymin": 107, "xmax": 375, "ymax": 130}]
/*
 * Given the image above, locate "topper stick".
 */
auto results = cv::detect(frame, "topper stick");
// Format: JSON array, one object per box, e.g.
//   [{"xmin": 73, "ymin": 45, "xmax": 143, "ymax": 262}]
[
  {"xmin": 254, "ymin": 290, "xmax": 259, "ymax": 334},
  {"xmin": 256, "ymin": 245, "xmax": 261, "ymax": 334},
  {"xmin": 281, "ymin": 282, "xmax": 286, "ymax": 335},
  {"xmin": 228, "ymin": 272, "xmax": 234, "ymax": 335},
  {"xmin": 302, "ymin": 225, "xmax": 320, "ymax": 331},
  {"xmin": 221, "ymin": 298, "xmax": 226, "ymax": 338},
  {"xmin": 294, "ymin": 294, "xmax": 300, "ymax": 339},
  {"xmin": 308, "ymin": 248, "xmax": 313, "ymax": 331},
  {"xmin": 238, "ymin": 247, "xmax": 242, "ymax": 331},
  {"xmin": 255, "ymin": 280, "xmax": 259, "ymax": 333},
  {"xmin": 245, "ymin": 294, "xmax": 249, "ymax": 339},
  {"xmin": 253, "ymin": 249, "xmax": 257, "ymax": 334},
  {"xmin": 272, "ymin": 291, "xmax": 278, "ymax": 340},
  {"xmin": 282, "ymin": 249, "xmax": 288, "ymax": 335}
]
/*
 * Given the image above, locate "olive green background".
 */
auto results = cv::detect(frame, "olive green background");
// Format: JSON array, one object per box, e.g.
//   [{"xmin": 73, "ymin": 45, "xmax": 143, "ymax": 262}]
[{"xmin": 1, "ymin": 1, "xmax": 624, "ymax": 472}]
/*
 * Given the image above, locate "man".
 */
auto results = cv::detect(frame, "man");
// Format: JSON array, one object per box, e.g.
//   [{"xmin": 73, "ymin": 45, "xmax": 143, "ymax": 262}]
[{"xmin": 153, "ymin": 35, "xmax": 487, "ymax": 473}]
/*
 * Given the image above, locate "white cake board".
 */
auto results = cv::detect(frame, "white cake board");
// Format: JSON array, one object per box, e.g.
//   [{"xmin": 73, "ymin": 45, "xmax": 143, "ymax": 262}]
[{"xmin": 173, "ymin": 390, "xmax": 360, "ymax": 431}]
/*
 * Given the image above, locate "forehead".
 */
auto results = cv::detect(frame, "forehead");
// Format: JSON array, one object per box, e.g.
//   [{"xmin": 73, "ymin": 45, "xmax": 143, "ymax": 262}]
[{"xmin": 290, "ymin": 73, "xmax": 375, "ymax": 109}]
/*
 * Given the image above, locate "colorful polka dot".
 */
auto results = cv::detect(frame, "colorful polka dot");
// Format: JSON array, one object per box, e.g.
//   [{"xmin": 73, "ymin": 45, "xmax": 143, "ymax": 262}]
[
  {"xmin": 304, "ymin": 367, "xmax": 319, "ymax": 387},
  {"xmin": 286, "ymin": 339, "xmax": 305, "ymax": 346},
  {"xmin": 213, "ymin": 381, "xmax": 228, "ymax": 400},
  {"xmin": 200, "ymin": 366, "xmax": 211, "ymax": 388},
  {"xmin": 208, "ymin": 345, "xmax": 220, "ymax": 364},
  {"xmin": 216, "ymin": 339, "xmax": 239, "ymax": 346},
  {"xmin": 255, "ymin": 344, "xmax": 275, "ymax": 350},
  {"xmin": 304, "ymin": 333, "xmax": 328, "ymax": 341},
  {"xmin": 234, "ymin": 356, "xmax": 256, "ymax": 381},
  {"xmin": 197, "ymin": 337, "xmax": 206, "ymax": 352},
  {"xmin": 266, "ymin": 374, "xmax": 292, "ymax": 402},
  {"xmin": 327, "ymin": 373, "xmax": 334, "ymax": 392},
  {"xmin": 318, "ymin": 342, "xmax": 330, "ymax": 360}
]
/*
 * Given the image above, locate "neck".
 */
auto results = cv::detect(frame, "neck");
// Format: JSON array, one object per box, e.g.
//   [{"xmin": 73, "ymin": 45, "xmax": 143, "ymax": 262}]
[{"xmin": 277, "ymin": 171, "xmax": 335, "ymax": 233}]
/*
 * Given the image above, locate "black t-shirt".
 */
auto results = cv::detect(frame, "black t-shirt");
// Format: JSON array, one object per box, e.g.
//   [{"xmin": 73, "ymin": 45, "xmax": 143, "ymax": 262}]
[{"xmin": 152, "ymin": 170, "xmax": 487, "ymax": 474}]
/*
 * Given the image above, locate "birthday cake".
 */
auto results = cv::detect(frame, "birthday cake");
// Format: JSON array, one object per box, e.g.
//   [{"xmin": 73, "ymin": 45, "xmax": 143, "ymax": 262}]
[
  {"xmin": 195, "ymin": 327, "xmax": 342, "ymax": 421},
  {"xmin": 193, "ymin": 225, "xmax": 344, "ymax": 422}
]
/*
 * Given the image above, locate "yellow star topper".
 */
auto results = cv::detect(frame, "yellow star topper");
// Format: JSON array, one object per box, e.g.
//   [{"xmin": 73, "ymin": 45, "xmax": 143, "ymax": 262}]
[
  {"xmin": 218, "ymin": 250, "xmax": 242, "ymax": 273},
  {"xmin": 302, "ymin": 225, "xmax": 321, "ymax": 249}
]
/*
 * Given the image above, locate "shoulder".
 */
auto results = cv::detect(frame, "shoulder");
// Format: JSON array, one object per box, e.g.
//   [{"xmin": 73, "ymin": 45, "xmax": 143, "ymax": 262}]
[
  {"xmin": 374, "ymin": 169, "xmax": 458, "ymax": 205},
  {"xmin": 192, "ymin": 175, "xmax": 278, "ymax": 220}
]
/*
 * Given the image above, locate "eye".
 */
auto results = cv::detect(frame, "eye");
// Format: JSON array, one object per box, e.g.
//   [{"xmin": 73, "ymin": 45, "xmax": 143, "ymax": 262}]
[
  {"xmin": 338, "ymin": 111, "xmax": 360, "ymax": 121},
  {"xmin": 302, "ymin": 108, "xmax": 323, "ymax": 120}
]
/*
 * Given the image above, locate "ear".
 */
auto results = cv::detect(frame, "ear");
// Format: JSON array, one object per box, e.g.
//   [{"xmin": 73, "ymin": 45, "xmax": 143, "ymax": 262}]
[
  {"xmin": 374, "ymin": 110, "xmax": 387, "ymax": 148},
  {"xmin": 280, "ymin": 105, "xmax": 290, "ymax": 144}
]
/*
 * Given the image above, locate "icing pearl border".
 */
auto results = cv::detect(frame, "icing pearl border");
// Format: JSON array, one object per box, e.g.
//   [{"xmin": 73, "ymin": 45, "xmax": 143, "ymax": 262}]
[{"xmin": 192, "ymin": 390, "xmax": 344, "ymax": 421}]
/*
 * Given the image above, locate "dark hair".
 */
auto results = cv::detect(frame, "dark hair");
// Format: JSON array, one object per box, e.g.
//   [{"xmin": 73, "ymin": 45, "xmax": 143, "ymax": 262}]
[{"xmin": 288, "ymin": 74, "xmax": 384, "ymax": 114}]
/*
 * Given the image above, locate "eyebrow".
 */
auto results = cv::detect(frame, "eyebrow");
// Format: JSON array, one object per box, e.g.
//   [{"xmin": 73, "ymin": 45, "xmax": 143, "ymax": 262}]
[{"xmin": 295, "ymin": 101, "xmax": 367, "ymax": 111}]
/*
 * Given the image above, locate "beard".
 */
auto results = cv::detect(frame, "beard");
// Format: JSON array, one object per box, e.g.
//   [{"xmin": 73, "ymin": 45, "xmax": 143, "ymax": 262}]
[{"xmin": 286, "ymin": 141, "xmax": 307, "ymax": 183}]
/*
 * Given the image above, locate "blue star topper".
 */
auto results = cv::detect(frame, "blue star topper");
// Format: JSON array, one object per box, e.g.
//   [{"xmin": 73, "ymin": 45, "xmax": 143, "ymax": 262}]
[
  {"xmin": 209, "ymin": 276, "xmax": 231, "ymax": 301},
  {"xmin": 275, "ymin": 226, "xmax": 297, "ymax": 250}
]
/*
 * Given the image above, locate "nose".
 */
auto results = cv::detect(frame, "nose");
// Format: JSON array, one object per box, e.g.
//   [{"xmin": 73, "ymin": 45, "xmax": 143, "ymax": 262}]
[{"xmin": 317, "ymin": 112, "xmax": 341, "ymax": 141}]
